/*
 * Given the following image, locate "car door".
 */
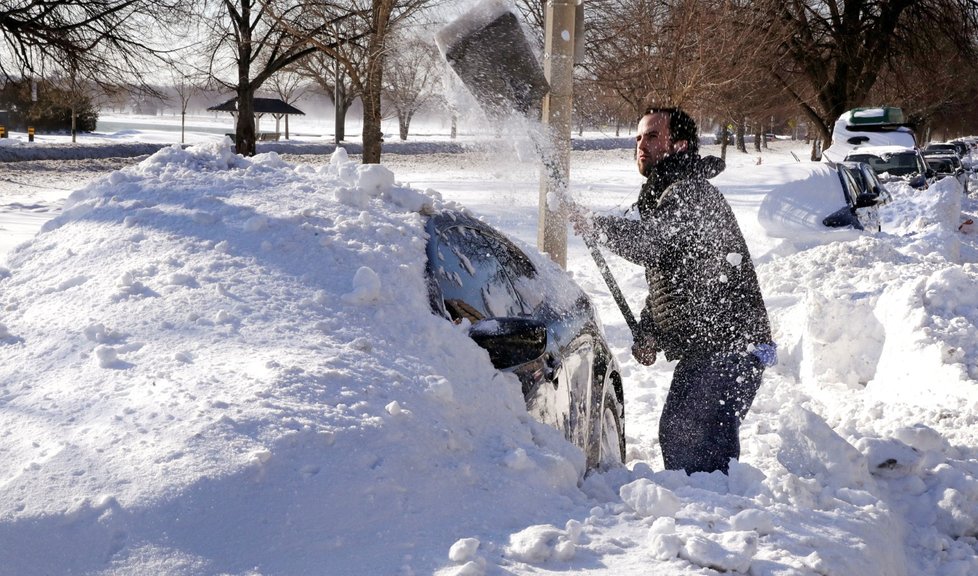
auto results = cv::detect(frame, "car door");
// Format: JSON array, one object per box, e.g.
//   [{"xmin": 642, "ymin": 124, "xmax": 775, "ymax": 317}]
[{"xmin": 428, "ymin": 218, "xmax": 574, "ymax": 436}]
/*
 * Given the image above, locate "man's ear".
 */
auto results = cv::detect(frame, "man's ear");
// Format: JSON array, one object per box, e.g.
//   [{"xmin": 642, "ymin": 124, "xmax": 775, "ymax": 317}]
[{"xmin": 672, "ymin": 140, "xmax": 689, "ymax": 153}]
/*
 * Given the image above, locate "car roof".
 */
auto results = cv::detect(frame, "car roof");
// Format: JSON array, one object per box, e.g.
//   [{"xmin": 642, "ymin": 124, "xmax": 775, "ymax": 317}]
[{"xmin": 846, "ymin": 144, "xmax": 918, "ymax": 156}]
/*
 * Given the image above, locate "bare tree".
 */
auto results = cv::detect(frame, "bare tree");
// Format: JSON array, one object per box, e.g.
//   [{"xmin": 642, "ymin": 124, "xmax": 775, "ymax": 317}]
[
  {"xmin": 296, "ymin": 42, "xmax": 365, "ymax": 143},
  {"xmin": 0, "ymin": 0, "xmax": 192, "ymax": 92},
  {"xmin": 203, "ymin": 0, "xmax": 338, "ymax": 155},
  {"xmin": 267, "ymin": 66, "xmax": 308, "ymax": 138},
  {"xmin": 754, "ymin": 0, "xmax": 978, "ymax": 143},
  {"xmin": 171, "ymin": 67, "xmax": 207, "ymax": 144},
  {"xmin": 264, "ymin": 0, "xmax": 436, "ymax": 162},
  {"xmin": 382, "ymin": 35, "xmax": 440, "ymax": 140}
]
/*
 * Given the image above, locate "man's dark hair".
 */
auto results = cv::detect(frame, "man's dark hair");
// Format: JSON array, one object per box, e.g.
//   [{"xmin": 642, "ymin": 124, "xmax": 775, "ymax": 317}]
[{"xmin": 643, "ymin": 107, "xmax": 699, "ymax": 153}]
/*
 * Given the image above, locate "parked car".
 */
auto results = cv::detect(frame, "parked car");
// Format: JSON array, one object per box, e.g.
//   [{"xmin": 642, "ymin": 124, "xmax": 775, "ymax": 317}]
[
  {"xmin": 844, "ymin": 145, "xmax": 933, "ymax": 189},
  {"xmin": 822, "ymin": 107, "xmax": 918, "ymax": 165},
  {"xmin": 424, "ymin": 209, "xmax": 625, "ymax": 470},
  {"xmin": 924, "ymin": 153, "xmax": 969, "ymax": 193},
  {"xmin": 846, "ymin": 160, "xmax": 893, "ymax": 205},
  {"xmin": 923, "ymin": 142, "xmax": 962, "ymax": 158},
  {"xmin": 822, "ymin": 162, "xmax": 888, "ymax": 231}
]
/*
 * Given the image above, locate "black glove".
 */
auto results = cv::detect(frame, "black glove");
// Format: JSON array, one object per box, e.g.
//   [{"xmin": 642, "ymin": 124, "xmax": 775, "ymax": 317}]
[{"xmin": 631, "ymin": 331, "xmax": 657, "ymax": 366}]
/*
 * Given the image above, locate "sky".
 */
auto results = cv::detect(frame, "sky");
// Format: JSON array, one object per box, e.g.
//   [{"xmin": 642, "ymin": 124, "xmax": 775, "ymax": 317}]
[{"xmin": 1, "ymin": 114, "xmax": 977, "ymax": 575}]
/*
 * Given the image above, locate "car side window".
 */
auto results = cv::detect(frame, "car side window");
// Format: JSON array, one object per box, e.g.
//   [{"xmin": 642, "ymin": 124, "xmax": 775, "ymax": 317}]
[
  {"xmin": 432, "ymin": 224, "xmax": 534, "ymax": 321},
  {"xmin": 837, "ymin": 167, "xmax": 860, "ymax": 206}
]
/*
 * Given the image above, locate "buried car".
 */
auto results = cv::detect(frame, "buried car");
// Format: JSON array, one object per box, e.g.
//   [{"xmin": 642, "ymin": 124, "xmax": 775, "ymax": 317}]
[
  {"xmin": 923, "ymin": 152, "xmax": 970, "ymax": 193},
  {"xmin": 844, "ymin": 145, "xmax": 932, "ymax": 189},
  {"xmin": 712, "ymin": 160, "xmax": 891, "ymax": 258},
  {"xmin": 424, "ymin": 209, "xmax": 625, "ymax": 470},
  {"xmin": 822, "ymin": 162, "xmax": 888, "ymax": 231}
]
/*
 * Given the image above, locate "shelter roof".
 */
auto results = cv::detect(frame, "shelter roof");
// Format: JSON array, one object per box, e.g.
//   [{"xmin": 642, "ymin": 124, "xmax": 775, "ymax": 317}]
[{"xmin": 207, "ymin": 97, "xmax": 305, "ymax": 115}]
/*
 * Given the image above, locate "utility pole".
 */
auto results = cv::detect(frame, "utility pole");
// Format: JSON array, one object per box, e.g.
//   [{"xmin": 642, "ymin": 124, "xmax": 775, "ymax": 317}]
[{"xmin": 537, "ymin": 0, "xmax": 577, "ymax": 268}]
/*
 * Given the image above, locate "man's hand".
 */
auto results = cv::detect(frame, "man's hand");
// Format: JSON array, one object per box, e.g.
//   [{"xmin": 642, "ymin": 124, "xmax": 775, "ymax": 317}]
[
  {"xmin": 566, "ymin": 203, "xmax": 594, "ymax": 238},
  {"xmin": 631, "ymin": 333, "xmax": 657, "ymax": 366}
]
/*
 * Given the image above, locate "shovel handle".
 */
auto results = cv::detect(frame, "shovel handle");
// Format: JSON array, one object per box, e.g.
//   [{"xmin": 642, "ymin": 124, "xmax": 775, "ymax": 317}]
[{"xmin": 579, "ymin": 230, "xmax": 641, "ymax": 339}]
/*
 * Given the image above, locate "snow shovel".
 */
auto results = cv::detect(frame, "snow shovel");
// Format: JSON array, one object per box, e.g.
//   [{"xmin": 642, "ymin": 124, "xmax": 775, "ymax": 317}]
[
  {"xmin": 434, "ymin": 0, "xmax": 549, "ymax": 120},
  {"xmin": 435, "ymin": 1, "xmax": 642, "ymax": 340}
]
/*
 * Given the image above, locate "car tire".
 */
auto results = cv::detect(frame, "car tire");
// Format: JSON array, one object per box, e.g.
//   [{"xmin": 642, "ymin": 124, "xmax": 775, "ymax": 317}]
[{"xmin": 589, "ymin": 371, "xmax": 625, "ymax": 470}]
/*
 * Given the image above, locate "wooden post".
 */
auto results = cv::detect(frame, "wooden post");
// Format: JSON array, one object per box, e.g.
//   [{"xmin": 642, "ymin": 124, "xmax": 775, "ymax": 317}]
[{"xmin": 537, "ymin": 0, "xmax": 576, "ymax": 269}]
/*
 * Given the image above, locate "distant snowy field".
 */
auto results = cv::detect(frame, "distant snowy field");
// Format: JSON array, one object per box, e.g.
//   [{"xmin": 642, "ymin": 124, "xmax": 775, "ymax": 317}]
[{"xmin": 1, "ymin": 116, "xmax": 977, "ymax": 575}]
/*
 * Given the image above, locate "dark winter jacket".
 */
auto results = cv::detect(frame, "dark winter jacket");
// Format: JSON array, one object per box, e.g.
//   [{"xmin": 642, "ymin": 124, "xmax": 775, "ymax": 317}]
[{"xmin": 592, "ymin": 151, "xmax": 772, "ymax": 361}]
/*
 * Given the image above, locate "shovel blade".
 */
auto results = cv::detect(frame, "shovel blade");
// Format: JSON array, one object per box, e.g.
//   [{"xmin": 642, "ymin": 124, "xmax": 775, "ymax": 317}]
[{"xmin": 436, "ymin": 2, "xmax": 549, "ymax": 119}]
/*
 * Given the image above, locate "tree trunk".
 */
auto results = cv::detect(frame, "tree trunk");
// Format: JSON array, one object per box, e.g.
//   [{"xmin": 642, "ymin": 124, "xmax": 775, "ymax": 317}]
[
  {"xmin": 450, "ymin": 113, "xmax": 457, "ymax": 139},
  {"xmin": 235, "ymin": 86, "xmax": 257, "ymax": 156},
  {"xmin": 361, "ymin": 0, "xmax": 394, "ymax": 164},
  {"xmin": 736, "ymin": 120, "xmax": 746, "ymax": 153},
  {"xmin": 233, "ymin": 0, "xmax": 256, "ymax": 156},
  {"xmin": 334, "ymin": 63, "xmax": 346, "ymax": 143},
  {"xmin": 754, "ymin": 124, "xmax": 761, "ymax": 152},
  {"xmin": 362, "ymin": 70, "xmax": 383, "ymax": 162},
  {"xmin": 398, "ymin": 112, "xmax": 410, "ymax": 140}
]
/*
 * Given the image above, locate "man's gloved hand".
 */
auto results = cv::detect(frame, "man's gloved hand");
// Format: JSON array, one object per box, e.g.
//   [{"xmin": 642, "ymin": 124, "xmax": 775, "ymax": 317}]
[
  {"xmin": 565, "ymin": 203, "xmax": 594, "ymax": 238},
  {"xmin": 631, "ymin": 332, "xmax": 657, "ymax": 366}
]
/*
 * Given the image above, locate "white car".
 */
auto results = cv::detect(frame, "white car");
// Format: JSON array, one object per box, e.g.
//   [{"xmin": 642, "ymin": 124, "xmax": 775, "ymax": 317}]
[{"xmin": 821, "ymin": 107, "xmax": 918, "ymax": 165}]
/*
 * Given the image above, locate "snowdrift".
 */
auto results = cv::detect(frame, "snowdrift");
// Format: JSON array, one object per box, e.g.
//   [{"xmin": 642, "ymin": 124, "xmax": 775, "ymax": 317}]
[{"xmin": 0, "ymin": 142, "xmax": 587, "ymax": 574}]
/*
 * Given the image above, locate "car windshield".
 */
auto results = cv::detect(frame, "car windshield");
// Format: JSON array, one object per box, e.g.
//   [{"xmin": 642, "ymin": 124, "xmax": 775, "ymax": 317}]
[
  {"xmin": 847, "ymin": 152, "xmax": 921, "ymax": 176},
  {"xmin": 927, "ymin": 158, "xmax": 954, "ymax": 173}
]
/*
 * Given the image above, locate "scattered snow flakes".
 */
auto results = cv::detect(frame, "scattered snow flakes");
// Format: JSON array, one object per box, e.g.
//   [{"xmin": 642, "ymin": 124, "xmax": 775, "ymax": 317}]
[{"xmin": 727, "ymin": 252, "xmax": 744, "ymax": 267}]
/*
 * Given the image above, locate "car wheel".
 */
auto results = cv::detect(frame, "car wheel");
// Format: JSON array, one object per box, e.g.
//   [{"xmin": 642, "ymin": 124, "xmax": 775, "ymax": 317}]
[{"xmin": 589, "ymin": 372, "xmax": 625, "ymax": 470}]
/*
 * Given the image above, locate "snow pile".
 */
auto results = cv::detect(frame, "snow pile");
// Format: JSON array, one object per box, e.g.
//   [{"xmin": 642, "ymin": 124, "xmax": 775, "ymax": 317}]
[
  {"xmin": 1, "ymin": 136, "xmax": 978, "ymax": 575},
  {"xmin": 0, "ymin": 141, "xmax": 588, "ymax": 574}
]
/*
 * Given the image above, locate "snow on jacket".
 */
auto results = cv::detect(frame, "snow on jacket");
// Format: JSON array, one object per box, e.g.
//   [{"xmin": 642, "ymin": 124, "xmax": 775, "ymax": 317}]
[{"xmin": 591, "ymin": 151, "xmax": 772, "ymax": 361}]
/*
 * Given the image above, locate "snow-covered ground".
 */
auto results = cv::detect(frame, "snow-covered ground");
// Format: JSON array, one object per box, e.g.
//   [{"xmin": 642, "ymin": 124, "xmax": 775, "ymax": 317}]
[{"xmin": 1, "ymin": 114, "xmax": 977, "ymax": 575}]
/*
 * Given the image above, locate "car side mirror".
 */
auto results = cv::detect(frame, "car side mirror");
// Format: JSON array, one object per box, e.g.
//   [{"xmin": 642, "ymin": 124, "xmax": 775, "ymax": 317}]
[
  {"xmin": 823, "ymin": 207, "xmax": 860, "ymax": 229},
  {"xmin": 468, "ymin": 317, "xmax": 548, "ymax": 369},
  {"xmin": 908, "ymin": 174, "xmax": 927, "ymax": 188}
]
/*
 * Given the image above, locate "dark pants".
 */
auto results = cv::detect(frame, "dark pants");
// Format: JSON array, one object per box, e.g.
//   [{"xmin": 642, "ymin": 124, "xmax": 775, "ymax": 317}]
[{"xmin": 658, "ymin": 351, "xmax": 764, "ymax": 474}]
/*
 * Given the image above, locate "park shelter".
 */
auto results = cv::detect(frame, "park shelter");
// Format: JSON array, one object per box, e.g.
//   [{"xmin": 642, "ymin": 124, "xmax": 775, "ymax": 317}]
[{"xmin": 207, "ymin": 97, "xmax": 305, "ymax": 140}]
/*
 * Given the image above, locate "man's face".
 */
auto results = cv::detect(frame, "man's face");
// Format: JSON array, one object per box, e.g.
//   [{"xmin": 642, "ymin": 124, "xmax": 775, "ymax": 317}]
[{"xmin": 635, "ymin": 113, "xmax": 687, "ymax": 177}]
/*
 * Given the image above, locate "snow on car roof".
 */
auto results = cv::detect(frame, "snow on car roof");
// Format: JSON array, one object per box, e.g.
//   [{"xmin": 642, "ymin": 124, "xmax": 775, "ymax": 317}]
[{"xmin": 845, "ymin": 144, "xmax": 918, "ymax": 156}]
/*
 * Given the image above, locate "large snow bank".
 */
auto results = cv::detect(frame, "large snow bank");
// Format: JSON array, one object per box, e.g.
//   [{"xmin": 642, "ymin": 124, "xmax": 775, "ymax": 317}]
[{"xmin": 0, "ymin": 141, "xmax": 587, "ymax": 574}]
